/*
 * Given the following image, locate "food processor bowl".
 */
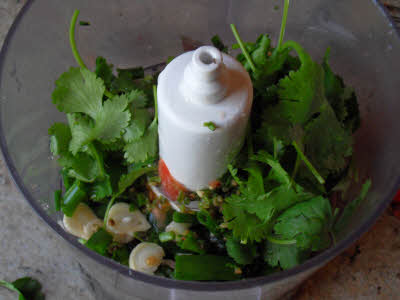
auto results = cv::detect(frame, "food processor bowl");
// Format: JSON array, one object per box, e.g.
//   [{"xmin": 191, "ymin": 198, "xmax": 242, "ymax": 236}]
[{"xmin": 0, "ymin": 0, "xmax": 399, "ymax": 299}]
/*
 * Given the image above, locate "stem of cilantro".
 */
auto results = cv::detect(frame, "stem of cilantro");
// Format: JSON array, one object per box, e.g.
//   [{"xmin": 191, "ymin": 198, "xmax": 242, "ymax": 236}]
[
  {"xmin": 70, "ymin": 10, "xmax": 87, "ymax": 69},
  {"xmin": 276, "ymin": 0, "xmax": 290, "ymax": 52},
  {"xmin": 69, "ymin": 10, "xmax": 114, "ymax": 99},
  {"xmin": 86, "ymin": 143, "xmax": 106, "ymax": 180},
  {"xmin": 103, "ymin": 195, "xmax": 117, "ymax": 227},
  {"xmin": 266, "ymin": 234, "xmax": 296, "ymax": 245},
  {"xmin": 292, "ymin": 141, "xmax": 325, "ymax": 185},
  {"xmin": 152, "ymin": 85, "xmax": 158, "ymax": 124},
  {"xmin": 230, "ymin": 24, "xmax": 257, "ymax": 72}
]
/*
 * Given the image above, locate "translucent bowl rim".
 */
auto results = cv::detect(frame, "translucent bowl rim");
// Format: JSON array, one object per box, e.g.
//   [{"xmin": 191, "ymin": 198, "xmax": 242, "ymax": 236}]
[{"xmin": 0, "ymin": 0, "xmax": 399, "ymax": 292}]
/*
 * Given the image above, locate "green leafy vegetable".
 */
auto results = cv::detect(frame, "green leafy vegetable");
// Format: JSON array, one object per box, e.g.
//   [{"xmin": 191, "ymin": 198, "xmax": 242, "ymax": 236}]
[
  {"xmin": 0, "ymin": 277, "xmax": 45, "ymax": 300},
  {"xmin": 264, "ymin": 241, "xmax": 308, "ymax": 270},
  {"xmin": 62, "ymin": 180, "xmax": 87, "ymax": 217},
  {"xmin": 273, "ymin": 196, "xmax": 333, "ymax": 251},
  {"xmin": 334, "ymin": 179, "xmax": 371, "ymax": 233},
  {"xmin": 226, "ymin": 236, "xmax": 258, "ymax": 265}
]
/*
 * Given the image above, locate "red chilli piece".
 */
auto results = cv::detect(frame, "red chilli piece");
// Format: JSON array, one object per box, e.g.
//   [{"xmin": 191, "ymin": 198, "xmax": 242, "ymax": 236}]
[{"xmin": 158, "ymin": 159, "xmax": 187, "ymax": 201}]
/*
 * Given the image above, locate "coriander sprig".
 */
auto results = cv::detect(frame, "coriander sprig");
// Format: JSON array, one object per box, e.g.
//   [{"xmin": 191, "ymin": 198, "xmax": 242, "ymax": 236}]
[{"xmin": 69, "ymin": 10, "xmax": 114, "ymax": 99}]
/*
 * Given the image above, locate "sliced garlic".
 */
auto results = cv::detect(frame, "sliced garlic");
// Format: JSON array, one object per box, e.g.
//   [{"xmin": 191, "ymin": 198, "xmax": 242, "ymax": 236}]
[
  {"xmin": 106, "ymin": 203, "xmax": 151, "ymax": 243},
  {"xmin": 165, "ymin": 221, "xmax": 191, "ymax": 236},
  {"xmin": 63, "ymin": 203, "xmax": 102, "ymax": 240},
  {"xmin": 129, "ymin": 242, "xmax": 165, "ymax": 274}
]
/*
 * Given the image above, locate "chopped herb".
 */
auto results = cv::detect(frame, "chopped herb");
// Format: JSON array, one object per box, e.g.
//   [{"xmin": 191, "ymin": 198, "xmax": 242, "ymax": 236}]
[
  {"xmin": 203, "ymin": 121, "xmax": 217, "ymax": 131},
  {"xmin": 79, "ymin": 21, "xmax": 90, "ymax": 26}
]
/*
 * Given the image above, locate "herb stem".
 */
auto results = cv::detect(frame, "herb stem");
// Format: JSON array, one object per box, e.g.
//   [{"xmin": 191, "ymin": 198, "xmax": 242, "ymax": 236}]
[
  {"xmin": 69, "ymin": 10, "xmax": 87, "ymax": 69},
  {"xmin": 103, "ymin": 195, "xmax": 117, "ymax": 227},
  {"xmin": 277, "ymin": 0, "xmax": 290, "ymax": 51},
  {"xmin": 291, "ymin": 153, "xmax": 300, "ymax": 181},
  {"xmin": 230, "ymin": 24, "xmax": 257, "ymax": 72},
  {"xmin": 292, "ymin": 141, "xmax": 325, "ymax": 185},
  {"xmin": 87, "ymin": 143, "xmax": 106, "ymax": 180},
  {"xmin": 266, "ymin": 234, "xmax": 296, "ymax": 245},
  {"xmin": 69, "ymin": 10, "xmax": 114, "ymax": 99},
  {"xmin": 152, "ymin": 85, "xmax": 158, "ymax": 124}
]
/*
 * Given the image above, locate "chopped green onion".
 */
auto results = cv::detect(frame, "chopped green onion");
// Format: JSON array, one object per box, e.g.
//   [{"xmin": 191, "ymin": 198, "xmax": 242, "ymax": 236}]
[
  {"xmin": 203, "ymin": 121, "xmax": 217, "ymax": 131},
  {"xmin": 61, "ymin": 168, "xmax": 73, "ymax": 190},
  {"xmin": 62, "ymin": 180, "xmax": 87, "ymax": 217},
  {"xmin": 173, "ymin": 211, "xmax": 197, "ymax": 224},
  {"xmin": 159, "ymin": 231, "xmax": 175, "ymax": 242},
  {"xmin": 84, "ymin": 228, "xmax": 113, "ymax": 255},
  {"xmin": 54, "ymin": 190, "xmax": 62, "ymax": 211},
  {"xmin": 174, "ymin": 255, "xmax": 240, "ymax": 281},
  {"xmin": 79, "ymin": 21, "xmax": 90, "ymax": 26}
]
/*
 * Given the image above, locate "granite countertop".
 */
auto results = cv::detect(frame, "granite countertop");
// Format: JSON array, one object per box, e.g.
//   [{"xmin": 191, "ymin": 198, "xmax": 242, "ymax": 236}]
[{"xmin": 0, "ymin": 1, "xmax": 399, "ymax": 299}]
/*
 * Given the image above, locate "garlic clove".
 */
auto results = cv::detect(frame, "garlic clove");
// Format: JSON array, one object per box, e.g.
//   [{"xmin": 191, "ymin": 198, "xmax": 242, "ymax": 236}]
[
  {"xmin": 63, "ymin": 203, "xmax": 102, "ymax": 240},
  {"xmin": 129, "ymin": 242, "xmax": 165, "ymax": 274},
  {"xmin": 106, "ymin": 203, "xmax": 151, "ymax": 243}
]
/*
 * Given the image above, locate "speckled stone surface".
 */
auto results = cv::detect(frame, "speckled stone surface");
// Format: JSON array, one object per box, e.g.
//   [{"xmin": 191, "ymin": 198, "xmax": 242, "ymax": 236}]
[{"xmin": 0, "ymin": 1, "xmax": 399, "ymax": 299}]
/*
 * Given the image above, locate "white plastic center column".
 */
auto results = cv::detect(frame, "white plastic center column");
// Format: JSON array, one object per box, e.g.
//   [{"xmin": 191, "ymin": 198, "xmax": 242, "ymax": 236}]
[{"xmin": 157, "ymin": 46, "xmax": 253, "ymax": 191}]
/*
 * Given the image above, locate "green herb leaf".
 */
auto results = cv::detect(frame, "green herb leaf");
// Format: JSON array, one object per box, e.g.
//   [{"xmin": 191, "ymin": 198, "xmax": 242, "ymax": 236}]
[
  {"xmin": 334, "ymin": 179, "xmax": 371, "ymax": 233},
  {"xmin": 124, "ymin": 121, "xmax": 158, "ymax": 163},
  {"xmin": 52, "ymin": 68, "xmax": 104, "ymax": 119},
  {"xmin": 226, "ymin": 236, "xmax": 258, "ymax": 265},
  {"xmin": 1, "ymin": 277, "xmax": 45, "ymax": 300},
  {"xmin": 273, "ymin": 196, "xmax": 333, "ymax": 251},
  {"xmin": 264, "ymin": 241, "xmax": 308, "ymax": 270}
]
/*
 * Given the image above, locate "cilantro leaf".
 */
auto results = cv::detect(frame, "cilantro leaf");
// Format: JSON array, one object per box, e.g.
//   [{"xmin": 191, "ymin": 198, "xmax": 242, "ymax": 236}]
[
  {"xmin": 117, "ymin": 166, "xmax": 157, "ymax": 197},
  {"xmin": 67, "ymin": 94, "xmax": 130, "ymax": 154},
  {"xmin": 264, "ymin": 242, "xmax": 308, "ymax": 270},
  {"xmin": 334, "ymin": 179, "xmax": 371, "ymax": 233},
  {"xmin": 226, "ymin": 236, "xmax": 258, "ymax": 265},
  {"xmin": 276, "ymin": 41, "xmax": 326, "ymax": 125},
  {"xmin": 58, "ymin": 152, "xmax": 98, "ymax": 182},
  {"xmin": 48, "ymin": 123, "xmax": 71, "ymax": 156},
  {"xmin": 95, "ymin": 56, "xmax": 114, "ymax": 89},
  {"xmin": 222, "ymin": 194, "xmax": 269, "ymax": 243},
  {"xmin": 52, "ymin": 67, "xmax": 104, "ymax": 119},
  {"xmin": 273, "ymin": 196, "xmax": 333, "ymax": 251},
  {"xmin": 126, "ymin": 89, "xmax": 148, "ymax": 109},
  {"xmin": 89, "ymin": 176, "xmax": 113, "ymax": 202},
  {"xmin": 1, "ymin": 277, "xmax": 45, "ymax": 300},
  {"xmin": 211, "ymin": 35, "xmax": 228, "ymax": 53},
  {"xmin": 303, "ymin": 103, "xmax": 353, "ymax": 177},
  {"xmin": 123, "ymin": 108, "xmax": 151, "ymax": 142},
  {"xmin": 124, "ymin": 121, "xmax": 158, "ymax": 163},
  {"xmin": 322, "ymin": 49, "xmax": 360, "ymax": 133},
  {"xmin": 93, "ymin": 95, "xmax": 131, "ymax": 142}
]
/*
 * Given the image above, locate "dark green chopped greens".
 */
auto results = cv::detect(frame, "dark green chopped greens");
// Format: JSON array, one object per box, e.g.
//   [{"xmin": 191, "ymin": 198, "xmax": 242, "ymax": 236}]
[
  {"xmin": 0, "ymin": 277, "xmax": 45, "ymax": 300},
  {"xmin": 49, "ymin": 2, "xmax": 370, "ymax": 281}
]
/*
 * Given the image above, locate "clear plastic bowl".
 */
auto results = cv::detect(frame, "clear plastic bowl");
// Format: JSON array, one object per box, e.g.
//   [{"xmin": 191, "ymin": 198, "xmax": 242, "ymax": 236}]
[{"xmin": 0, "ymin": 0, "xmax": 399, "ymax": 299}]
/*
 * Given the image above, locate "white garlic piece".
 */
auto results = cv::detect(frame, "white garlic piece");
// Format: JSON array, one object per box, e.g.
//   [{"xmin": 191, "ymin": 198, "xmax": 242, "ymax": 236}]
[
  {"xmin": 63, "ymin": 203, "xmax": 102, "ymax": 240},
  {"xmin": 129, "ymin": 242, "xmax": 165, "ymax": 274},
  {"xmin": 106, "ymin": 203, "xmax": 151, "ymax": 243},
  {"xmin": 165, "ymin": 221, "xmax": 191, "ymax": 236}
]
